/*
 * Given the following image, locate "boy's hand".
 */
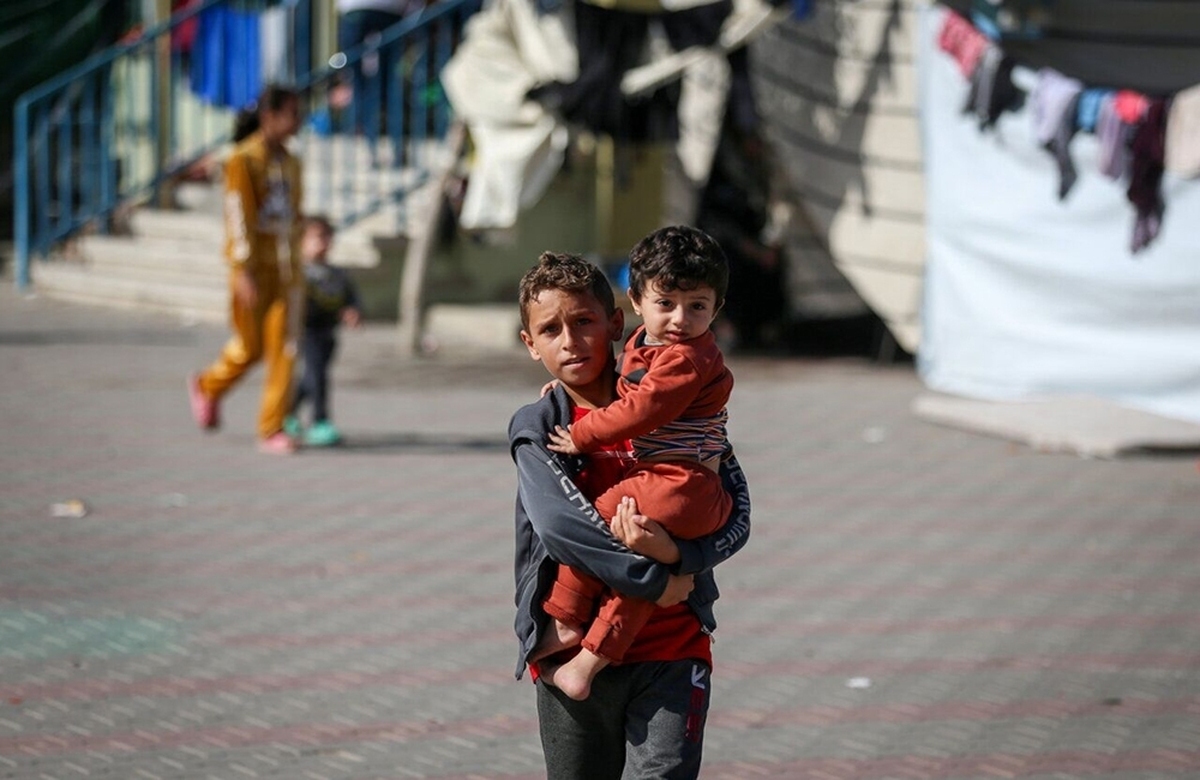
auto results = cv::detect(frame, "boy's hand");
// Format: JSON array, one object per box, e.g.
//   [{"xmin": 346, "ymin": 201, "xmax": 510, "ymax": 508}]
[
  {"xmin": 656, "ymin": 573, "xmax": 694, "ymax": 607},
  {"xmin": 546, "ymin": 425, "xmax": 580, "ymax": 455},
  {"xmin": 341, "ymin": 307, "xmax": 362, "ymax": 328},
  {"xmin": 611, "ymin": 496, "xmax": 680, "ymax": 564}
]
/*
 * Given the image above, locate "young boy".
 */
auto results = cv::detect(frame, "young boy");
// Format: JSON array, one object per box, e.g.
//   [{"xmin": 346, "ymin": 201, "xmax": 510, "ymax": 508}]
[
  {"xmin": 285, "ymin": 215, "xmax": 362, "ymax": 447},
  {"xmin": 508, "ymin": 250, "xmax": 750, "ymax": 779},
  {"xmin": 536, "ymin": 225, "xmax": 736, "ymax": 701}
]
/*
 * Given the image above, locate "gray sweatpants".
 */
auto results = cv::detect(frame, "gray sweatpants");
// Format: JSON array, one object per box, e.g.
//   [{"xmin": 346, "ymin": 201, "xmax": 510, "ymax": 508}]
[{"xmin": 537, "ymin": 659, "xmax": 711, "ymax": 780}]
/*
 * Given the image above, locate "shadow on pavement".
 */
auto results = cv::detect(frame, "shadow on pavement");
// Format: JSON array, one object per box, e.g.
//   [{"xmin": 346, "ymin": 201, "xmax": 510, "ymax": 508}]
[
  {"xmin": 313, "ymin": 431, "xmax": 510, "ymax": 454},
  {"xmin": 0, "ymin": 328, "xmax": 199, "ymax": 346}
]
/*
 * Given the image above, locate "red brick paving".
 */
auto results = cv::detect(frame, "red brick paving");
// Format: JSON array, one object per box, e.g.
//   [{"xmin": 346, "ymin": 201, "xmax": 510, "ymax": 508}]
[{"xmin": 1, "ymin": 289, "xmax": 1198, "ymax": 778}]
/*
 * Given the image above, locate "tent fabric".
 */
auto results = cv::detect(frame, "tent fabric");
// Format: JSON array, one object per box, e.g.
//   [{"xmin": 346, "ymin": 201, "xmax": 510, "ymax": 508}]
[
  {"xmin": 916, "ymin": 5, "xmax": 1200, "ymax": 425},
  {"xmin": 440, "ymin": 0, "xmax": 578, "ymax": 230},
  {"xmin": 443, "ymin": 0, "xmax": 776, "ymax": 231}
]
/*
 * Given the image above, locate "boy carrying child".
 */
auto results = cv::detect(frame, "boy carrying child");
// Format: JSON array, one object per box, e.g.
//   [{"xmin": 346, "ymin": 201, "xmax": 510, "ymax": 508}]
[
  {"xmin": 536, "ymin": 225, "xmax": 738, "ymax": 701},
  {"xmin": 508, "ymin": 231, "xmax": 751, "ymax": 779}
]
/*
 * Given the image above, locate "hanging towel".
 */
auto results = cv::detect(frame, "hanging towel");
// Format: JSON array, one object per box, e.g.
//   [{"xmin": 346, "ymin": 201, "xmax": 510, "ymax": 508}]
[
  {"xmin": 1095, "ymin": 93, "xmax": 1132, "ymax": 181},
  {"xmin": 1166, "ymin": 84, "xmax": 1200, "ymax": 179},
  {"xmin": 1127, "ymin": 98, "xmax": 1169, "ymax": 254},
  {"xmin": 1032, "ymin": 68, "xmax": 1083, "ymax": 200},
  {"xmin": 937, "ymin": 10, "xmax": 989, "ymax": 80}
]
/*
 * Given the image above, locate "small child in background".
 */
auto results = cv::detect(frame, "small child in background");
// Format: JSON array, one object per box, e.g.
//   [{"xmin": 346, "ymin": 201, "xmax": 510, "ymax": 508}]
[{"xmin": 285, "ymin": 215, "xmax": 361, "ymax": 447}]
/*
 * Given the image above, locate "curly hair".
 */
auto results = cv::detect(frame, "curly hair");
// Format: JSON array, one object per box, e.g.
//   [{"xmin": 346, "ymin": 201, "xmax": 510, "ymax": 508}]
[
  {"xmin": 627, "ymin": 225, "xmax": 729, "ymax": 303},
  {"xmin": 518, "ymin": 252, "xmax": 616, "ymax": 331}
]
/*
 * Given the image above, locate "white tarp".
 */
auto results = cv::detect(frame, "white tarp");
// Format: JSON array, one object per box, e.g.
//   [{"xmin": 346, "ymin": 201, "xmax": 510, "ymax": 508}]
[
  {"xmin": 916, "ymin": 5, "xmax": 1200, "ymax": 425},
  {"xmin": 442, "ymin": 0, "xmax": 779, "ymax": 231},
  {"xmin": 440, "ymin": 0, "xmax": 578, "ymax": 230}
]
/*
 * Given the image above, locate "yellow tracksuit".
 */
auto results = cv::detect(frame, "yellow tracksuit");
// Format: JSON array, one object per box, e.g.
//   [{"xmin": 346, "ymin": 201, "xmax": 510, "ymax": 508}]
[{"xmin": 197, "ymin": 132, "xmax": 303, "ymax": 439}]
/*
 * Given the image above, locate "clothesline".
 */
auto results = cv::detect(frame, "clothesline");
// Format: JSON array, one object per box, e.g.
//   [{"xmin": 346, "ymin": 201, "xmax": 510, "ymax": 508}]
[{"xmin": 937, "ymin": 7, "xmax": 1199, "ymax": 255}]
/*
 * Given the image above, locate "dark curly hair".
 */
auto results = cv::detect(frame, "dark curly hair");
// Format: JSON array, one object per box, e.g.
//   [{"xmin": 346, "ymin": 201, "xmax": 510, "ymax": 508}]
[{"xmin": 627, "ymin": 225, "xmax": 728, "ymax": 304}]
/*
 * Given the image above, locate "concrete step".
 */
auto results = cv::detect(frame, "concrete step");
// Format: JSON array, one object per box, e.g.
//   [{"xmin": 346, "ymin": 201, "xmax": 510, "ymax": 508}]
[
  {"xmin": 31, "ymin": 135, "xmax": 455, "ymax": 327},
  {"xmin": 131, "ymin": 207, "xmax": 223, "ymax": 242},
  {"xmin": 33, "ymin": 260, "xmax": 228, "ymax": 323},
  {"xmin": 70, "ymin": 236, "xmax": 226, "ymax": 285}
]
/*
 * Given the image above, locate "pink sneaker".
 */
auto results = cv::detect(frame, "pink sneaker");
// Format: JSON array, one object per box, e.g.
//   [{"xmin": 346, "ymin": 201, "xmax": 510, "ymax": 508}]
[
  {"xmin": 258, "ymin": 432, "xmax": 297, "ymax": 455},
  {"xmin": 187, "ymin": 374, "xmax": 219, "ymax": 430}
]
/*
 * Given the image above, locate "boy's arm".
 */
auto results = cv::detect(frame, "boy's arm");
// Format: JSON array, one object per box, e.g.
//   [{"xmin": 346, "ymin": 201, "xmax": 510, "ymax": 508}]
[
  {"xmin": 511, "ymin": 433, "xmax": 671, "ymax": 603},
  {"xmin": 570, "ymin": 348, "xmax": 702, "ymax": 451},
  {"xmin": 672, "ymin": 451, "xmax": 751, "ymax": 575}
]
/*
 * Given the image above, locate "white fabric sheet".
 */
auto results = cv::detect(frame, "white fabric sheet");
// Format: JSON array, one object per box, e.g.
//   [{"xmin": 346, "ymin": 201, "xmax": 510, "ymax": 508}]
[
  {"xmin": 441, "ymin": 0, "xmax": 577, "ymax": 230},
  {"xmin": 917, "ymin": 5, "xmax": 1200, "ymax": 425}
]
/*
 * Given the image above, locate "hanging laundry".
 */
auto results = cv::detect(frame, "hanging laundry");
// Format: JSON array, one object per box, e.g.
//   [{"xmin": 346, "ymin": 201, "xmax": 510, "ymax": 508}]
[
  {"xmin": 190, "ymin": 4, "xmax": 263, "ymax": 110},
  {"xmin": 1166, "ymin": 85, "xmax": 1200, "ymax": 179},
  {"xmin": 1127, "ymin": 98, "xmax": 1169, "ymax": 254},
  {"xmin": 937, "ymin": 10, "xmax": 989, "ymax": 80},
  {"xmin": 1113, "ymin": 90, "xmax": 1150, "ymax": 125},
  {"xmin": 1032, "ymin": 68, "xmax": 1083, "ymax": 200},
  {"xmin": 1095, "ymin": 93, "xmax": 1132, "ymax": 181},
  {"xmin": 963, "ymin": 46, "xmax": 1021, "ymax": 131},
  {"xmin": 1075, "ymin": 88, "xmax": 1110, "ymax": 134}
]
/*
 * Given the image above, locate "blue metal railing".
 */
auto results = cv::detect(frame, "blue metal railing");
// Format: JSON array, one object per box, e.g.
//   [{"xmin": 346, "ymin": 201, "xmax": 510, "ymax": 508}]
[
  {"xmin": 305, "ymin": 0, "xmax": 480, "ymax": 227},
  {"xmin": 12, "ymin": 0, "xmax": 480, "ymax": 290}
]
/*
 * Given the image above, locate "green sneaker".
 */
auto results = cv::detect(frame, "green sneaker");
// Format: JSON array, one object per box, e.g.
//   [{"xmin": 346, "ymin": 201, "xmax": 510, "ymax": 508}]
[
  {"xmin": 283, "ymin": 415, "xmax": 302, "ymax": 438},
  {"xmin": 304, "ymin": 420, "xmax": 342, "ymax": 447}
]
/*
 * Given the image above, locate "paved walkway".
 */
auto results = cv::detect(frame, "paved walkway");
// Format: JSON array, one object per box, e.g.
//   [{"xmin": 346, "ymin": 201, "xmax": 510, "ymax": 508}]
[{"xmin": 1, "ymin": 288, "xmax": 1198, "ymax": 779}]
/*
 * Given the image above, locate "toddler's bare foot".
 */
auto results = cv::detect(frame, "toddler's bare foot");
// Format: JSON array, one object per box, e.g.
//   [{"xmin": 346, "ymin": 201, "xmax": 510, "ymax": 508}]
[
  {"xmin": 528, "ymin": 620, "xmax": 583, "ymax": 664},
  {"xmin": 542, "ymin": 661, "xmax": 593, "ymax": 701}
]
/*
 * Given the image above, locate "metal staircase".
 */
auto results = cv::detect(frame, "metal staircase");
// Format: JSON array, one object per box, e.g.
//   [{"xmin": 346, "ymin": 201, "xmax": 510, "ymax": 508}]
[{"xmin": 12, "ymin": 0, "xmax": 478, "ymax": 331}]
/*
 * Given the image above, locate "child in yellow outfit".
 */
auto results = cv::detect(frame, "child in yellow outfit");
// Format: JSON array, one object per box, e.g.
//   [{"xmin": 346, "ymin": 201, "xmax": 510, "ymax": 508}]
[{"xmin": 188, "ymin": 85, "xmax": 305, "ymax": 454}]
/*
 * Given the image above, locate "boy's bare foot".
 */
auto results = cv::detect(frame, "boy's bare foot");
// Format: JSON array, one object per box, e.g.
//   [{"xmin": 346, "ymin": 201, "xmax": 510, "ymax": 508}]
[{"xmin": 528, "ymin": 619, "xmax": 584, "ymax": 664}]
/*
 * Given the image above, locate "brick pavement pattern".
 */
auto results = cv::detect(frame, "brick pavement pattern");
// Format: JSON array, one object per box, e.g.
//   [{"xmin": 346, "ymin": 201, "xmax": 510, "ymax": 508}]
[{"xmin": 1, "ymin": 288, "xmax": 1198, "ymax": 779}]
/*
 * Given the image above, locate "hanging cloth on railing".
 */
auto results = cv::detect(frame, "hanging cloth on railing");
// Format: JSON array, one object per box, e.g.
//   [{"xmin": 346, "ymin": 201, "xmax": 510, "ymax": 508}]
[{"xmin": 190, "ymin": 3, "xmax": 263, "ymax": 110}]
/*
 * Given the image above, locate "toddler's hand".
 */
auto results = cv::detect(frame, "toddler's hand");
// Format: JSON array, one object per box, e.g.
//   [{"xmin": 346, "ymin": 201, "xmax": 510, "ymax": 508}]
[
  {"xmin": 539, "ymin": 379, "xmax": 559, "ymax": 398},
  {"xmin": 545, "ymin": 425, "xmax": 580, "ymax": 455},
  {"xmin": 341, "ymin": 307, "xmax": 362, "ymax": 328}
]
